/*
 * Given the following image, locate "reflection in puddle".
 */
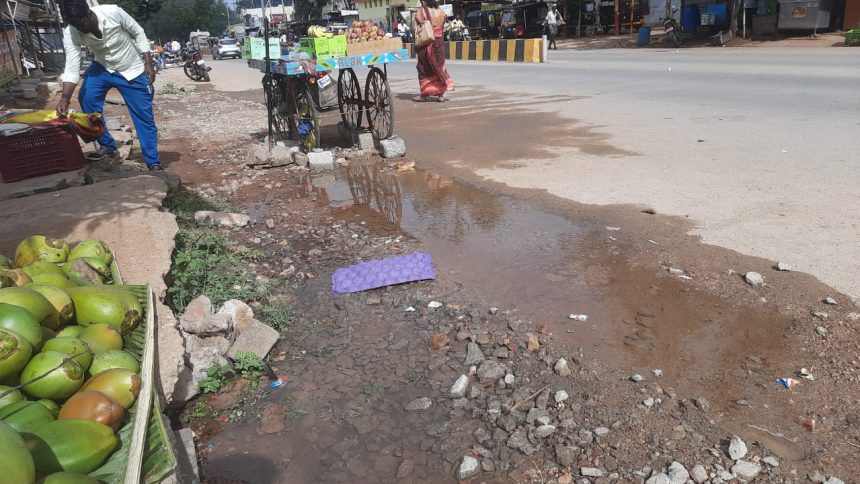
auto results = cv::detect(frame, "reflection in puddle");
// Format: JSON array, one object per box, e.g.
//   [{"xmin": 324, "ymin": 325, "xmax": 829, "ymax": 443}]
[{"xmin": 290, "ymin": 161, "xmax": 791, "ymax": 410}]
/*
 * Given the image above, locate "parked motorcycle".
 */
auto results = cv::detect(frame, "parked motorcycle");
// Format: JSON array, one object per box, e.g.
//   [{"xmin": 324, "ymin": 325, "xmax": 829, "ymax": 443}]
[
  {"xmin": 161, "ymin": 50, "xmax": 181, "ymax": 66},
  {"xmin": 662, "ymin": 8, "xmax": 682, "ymax": 47},
  {"xmin": 182, "ymin": 49, "xmax": 211, "ymax": 82}
]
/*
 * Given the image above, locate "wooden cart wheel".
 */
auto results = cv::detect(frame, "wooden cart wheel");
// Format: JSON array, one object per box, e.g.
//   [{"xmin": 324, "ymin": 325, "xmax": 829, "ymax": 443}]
[
  {"xmin": 266, "ymin": 74, "xmax": 292, "ymax": 141},
  {"xmin": 364, "ymin": 67, "xmax": 394, "ymax": 141},
  {"xmin": 337, "ymin": 68, "xmax": 363, "ymax": 130},
  {"xmin": 294, "ymin": 81, "xmax": 320, "ymax": 152}
]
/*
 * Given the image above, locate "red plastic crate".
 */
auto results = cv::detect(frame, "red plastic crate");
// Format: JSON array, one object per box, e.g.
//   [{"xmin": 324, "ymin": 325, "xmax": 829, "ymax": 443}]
[{"xmin": 0, "ymin": 125, "xmax": 85, "ymax": 183}]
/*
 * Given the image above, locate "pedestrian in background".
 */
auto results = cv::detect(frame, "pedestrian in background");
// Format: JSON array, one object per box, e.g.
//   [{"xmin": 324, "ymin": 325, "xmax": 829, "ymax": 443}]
[
  {"xmin": 544, "ymin": 4, "xmax": 563, "ymax": 50},
  {"xmin": 57, "ymin": 0, "xmax": 163, "ymax": 170},
  {"xmin": 413, "ymin": 0, "xmax": 454, "ymax": 102}
]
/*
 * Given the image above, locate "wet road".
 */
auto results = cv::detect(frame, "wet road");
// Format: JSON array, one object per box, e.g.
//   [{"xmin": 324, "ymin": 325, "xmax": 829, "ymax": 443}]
[{"xmin": 382, "ymin": 47, "xmax": 860, "ymax": 301}]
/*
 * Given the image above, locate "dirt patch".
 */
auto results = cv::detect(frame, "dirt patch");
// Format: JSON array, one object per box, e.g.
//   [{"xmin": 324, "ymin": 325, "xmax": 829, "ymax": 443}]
[{"xmin": 157, "ymin": 83, "xmax": 859, "ymax": 483}]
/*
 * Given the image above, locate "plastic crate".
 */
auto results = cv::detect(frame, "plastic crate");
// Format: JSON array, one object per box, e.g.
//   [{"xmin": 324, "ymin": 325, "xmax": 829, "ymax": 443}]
[{"xmin": 0, "ymin": 125, "xmax": 85, "ymax": 183}]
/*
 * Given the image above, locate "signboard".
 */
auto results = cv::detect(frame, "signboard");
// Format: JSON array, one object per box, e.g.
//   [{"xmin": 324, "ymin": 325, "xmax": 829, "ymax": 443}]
[{"xmin": 441, "ymin": 4, "xmax": 453, "ymax": 16}]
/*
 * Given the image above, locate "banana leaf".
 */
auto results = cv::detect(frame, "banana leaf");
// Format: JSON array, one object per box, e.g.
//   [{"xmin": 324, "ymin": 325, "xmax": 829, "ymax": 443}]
[{"xmin": 87, "ymin": 284, "xmax": 176, "ymax": 483}]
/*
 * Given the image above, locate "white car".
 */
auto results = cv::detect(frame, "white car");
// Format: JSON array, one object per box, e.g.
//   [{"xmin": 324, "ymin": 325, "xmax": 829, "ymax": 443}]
[{"xmin": 213, "ymin": 38, "xmax": 241, "ymax": 60}]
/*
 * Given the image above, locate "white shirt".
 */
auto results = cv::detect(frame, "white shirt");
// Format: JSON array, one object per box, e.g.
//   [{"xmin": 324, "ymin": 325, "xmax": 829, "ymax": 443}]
[
  {"xmin": 171, "ymin": 40, "xmax": 181, "ymax": 51},
  {"xmin": 61, "ymin": 5, "xmax": 150, "ymax": 85},
  {"xmin": 545, "ymin": 10, "xmax": 560, "ymax": 26}
]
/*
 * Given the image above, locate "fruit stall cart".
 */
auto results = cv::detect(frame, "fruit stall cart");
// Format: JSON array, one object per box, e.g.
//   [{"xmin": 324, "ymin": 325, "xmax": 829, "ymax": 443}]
[{"xmin": 248, "ymin": 23, "xmax": 408, "ymax": 152}]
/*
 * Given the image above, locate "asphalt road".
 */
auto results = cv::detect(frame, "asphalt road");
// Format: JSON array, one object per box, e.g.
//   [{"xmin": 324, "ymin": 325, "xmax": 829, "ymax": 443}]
[
  {"xmin": 182, "ymin": 49, "xmax": 860, "ymax": 299},
  {"xmin": 382, "ymin": 47, "xmax": 860, "ymax": 299}
]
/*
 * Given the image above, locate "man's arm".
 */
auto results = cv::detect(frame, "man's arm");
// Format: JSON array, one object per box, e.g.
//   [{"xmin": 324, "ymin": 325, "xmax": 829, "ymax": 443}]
[
  {"xmin": 117, "ymin": 7, "xmax": 156, "ymax": 84},
  {"xmin": 58, "ymin": 26, "xmax": 82, "ymax": 117}
]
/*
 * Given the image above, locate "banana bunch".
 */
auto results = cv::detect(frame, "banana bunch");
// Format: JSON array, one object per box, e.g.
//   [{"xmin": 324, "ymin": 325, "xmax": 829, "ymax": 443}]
[{"xmin": 308, "ymin": 25, "xmax": 334, "ymax": 38}]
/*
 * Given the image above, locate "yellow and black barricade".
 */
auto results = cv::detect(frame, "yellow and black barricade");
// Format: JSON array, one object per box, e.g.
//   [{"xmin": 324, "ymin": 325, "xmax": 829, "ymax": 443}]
[{"xmin": 404, "ymin": 38, "xmax": 543, "ymax": 63}]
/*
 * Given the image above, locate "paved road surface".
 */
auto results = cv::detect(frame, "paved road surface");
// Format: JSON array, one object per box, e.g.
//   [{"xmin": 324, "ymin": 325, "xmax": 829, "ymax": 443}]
[{"xmin": 179, "ymin": 49, "xmax": 860, "ymax": 298}]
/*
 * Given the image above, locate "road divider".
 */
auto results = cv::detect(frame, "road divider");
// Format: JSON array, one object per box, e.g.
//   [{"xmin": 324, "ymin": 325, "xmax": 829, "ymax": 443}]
[{"xmin": 403, "ymin": 38, "xmax": 544, "ymax": 63}]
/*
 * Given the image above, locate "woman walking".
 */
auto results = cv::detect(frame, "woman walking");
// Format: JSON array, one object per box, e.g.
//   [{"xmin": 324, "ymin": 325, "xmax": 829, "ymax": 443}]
[{"xmin": 413, "ymin": 0, "xmax": 454, "ymax": 102}]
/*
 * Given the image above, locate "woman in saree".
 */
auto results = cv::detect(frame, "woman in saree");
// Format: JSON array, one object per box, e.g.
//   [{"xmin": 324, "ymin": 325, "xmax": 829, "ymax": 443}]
[{"xmin": 413, "ymin": 0, "xmax": 455, "ymax": 102}]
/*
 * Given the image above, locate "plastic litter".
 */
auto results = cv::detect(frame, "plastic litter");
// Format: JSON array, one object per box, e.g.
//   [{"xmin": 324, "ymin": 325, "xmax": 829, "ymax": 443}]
[
  {"xmin": 568, "ymin": 314, "xmax": 588, "ymax": 321},
  {"xmin": 798, "ymin": 368, "xmax": 814, "ymax": 381},
  {"xmin": 428, "ymin": 301, "xmax": 443, "ymax": 309},
  {"xmin": 777, "ymin": 377, "xmax": 799, "ymax": 389}
]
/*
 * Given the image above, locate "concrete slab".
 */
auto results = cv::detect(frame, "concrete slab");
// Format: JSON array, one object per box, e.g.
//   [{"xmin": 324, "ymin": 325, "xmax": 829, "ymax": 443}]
[{"xmin": 0, "ymin": 170, "xmax": 84, "ymax": 201}]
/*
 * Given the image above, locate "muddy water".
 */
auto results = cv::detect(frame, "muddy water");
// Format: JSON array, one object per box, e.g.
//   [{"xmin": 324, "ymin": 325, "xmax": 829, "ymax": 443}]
[{"xmin": 299, "ymin": 162, "xmax": 791, "ymax": 406}]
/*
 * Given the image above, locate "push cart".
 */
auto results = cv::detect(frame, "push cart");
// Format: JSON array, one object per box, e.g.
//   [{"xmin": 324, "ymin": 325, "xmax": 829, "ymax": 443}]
[{"xmin": 248, "ymin": 44, "xmax": 409, "ymax": 152}]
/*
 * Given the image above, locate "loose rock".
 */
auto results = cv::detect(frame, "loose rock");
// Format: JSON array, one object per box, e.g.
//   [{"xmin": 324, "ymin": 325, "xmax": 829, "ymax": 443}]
[
  {"xmin": 535, "ymin": 424, "xmax": 556, "ymax": 438},
  {"xmin": 731, "ymin": 460, "xmax": 761, "ymax": 480},
  {"xmin": 430, "ymin": 333, "xmax": 450, "ymax": 350},
  {"xmin": 645, "ymin": 473, "xmax": 670, "ymax": 484},
  {"xmin": 728, "ymin": 435, "xmax": 748, "ymax": 460},
  {"xmin": 450, "ymin": 375, "xmax": 469, "ymax": 398},
  {"xmin": 193, "ymin": 211, "xmax": 250, "ymax": 227},
  {"xmin": 457, "ymin": 455, "xmax": 479, "ymax": 480},
  {"xmin": 554, "ymin": 357, "xmax": 572, "ymax": 376},
  {"xmin": 477, "ymin": 360, "xmax": 505, "ymax": 382},
  {"xmin": 464, "ymin": 342, "xmax": 486, "ymax": 365},
  {"xmin": 580, "ymin": 467, "xmax": 604, "ymax": 478},
  {"xmin": 667, "ymin": 461, "xmax": 689, "ymax": 484},
  {"xmin": 405, "ymin": 397, "xmax": 433, "ymax": 412},
  {"xmin": 776, "ymin": 261, "xmax": 792, "ymax": 271},
  {"xmin": 762, "ymin": 456, "xmax": 779, "ymax": 467},
  {"xmin": 689, "ymin": 464, "xmax": 708, "ymax": 483},
  {"xmin": 226, "ymin": 320, "xmax": 279, "ymax": 359},
  {"xmin": 555, "ymin": 390, "xmax": 570, "ymax": 403},
  {"xmin": 744, "ymin": 271, "xmax": 764, "ymax": 286}
]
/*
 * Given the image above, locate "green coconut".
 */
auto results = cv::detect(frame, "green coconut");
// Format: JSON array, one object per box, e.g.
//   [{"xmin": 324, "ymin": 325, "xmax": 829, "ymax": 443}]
[
  {"xmin": 0, "ymin": 272, "xmax": 14, "ymax": 288},
  {"xmin": 15, "ymin": 236, "xmax": 69, "ymax": 267},
  {"xmin": 19, "ymin": 351, "xmax": 85, "ymax": 400},
  {"xmin": 62, "ymin": 259, "xmax": 107, "ymax": 286},
  {"xmin": 37, "ymin": 399, "xmax": 61, "ymax": 417},
  {"xmin": 88, "ymin": 350, "xmax": 139, "ymax": 377},
  {"xmin": 0, "ymin": 302, "xmax": 41, "ymax": 348},
  {"xmin": 25, "ymin": 419, "xmax": 118, "ymax": 474},
  {"xmin": 0, "ymin": 328, "xmax": 32, "ymax": 382},
  {"xmin": 29, "ymin": 273, "xmax": 77, "ymax": 289},
  {"xmin": 1, "ymin": 268, "xmax": 33, "ymax": 287},
  {"xmin": 65, "ymin": 287, "xmax": 142, "ymax": 334},
  {"xmin": 0, "ymin": 287, "xmax": 60, "ymax": 330},
  {"xmin": 56, "ymin": 326, "xmax": 84, "ymax": 338},
  {"xmin": 21, "ymin": 261, "xmax": 66, "ymax": 280},
  {"xmin": 0, "ymin": 420, "xmax": 36, "ymax": 484},
  {"xmin": 77, "ymin": 324, "xmax": 123, "ymax": 354},
  {"xmin": 80, "ymin": 368, "xmax": 140, "ymax": 409},
  {"xmin": 68, "ymin": 240, "xmax": 113, "ymax": 267},
  {"xmin": 40, "ymin": 338, "xmax": 93, "ymax": 373},
  {"xmin": 26, "ymin": 284, "xmax": 74, "ymax": 327},
  {"xmin": 0, "ymin": 384, "xmax": 24, "ymax": 411},
  {"xmin": 0, "ymin": 400, "xmax": 56, "ymax": 433},
  {"xmin": 0, "ymin": 255, "xmax": 12, "ymax": 269}
]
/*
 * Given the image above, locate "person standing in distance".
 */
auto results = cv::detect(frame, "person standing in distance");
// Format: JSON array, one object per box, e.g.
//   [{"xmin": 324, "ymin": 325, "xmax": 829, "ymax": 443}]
[
  {"xmin": 544, "ymin": 5, "xmax": 563, "ymax": 50},
  {"xmin": 57, "ymin": 0, "xmax": 163, "ymax": 170}
]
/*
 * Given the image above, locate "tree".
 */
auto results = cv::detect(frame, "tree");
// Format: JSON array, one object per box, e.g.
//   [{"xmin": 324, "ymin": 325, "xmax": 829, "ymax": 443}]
[
  {"xmin": 293, "ymin": 0, "xmax": 324, "ymax": 21},
  {"xmin": 99, "ymin": 0, "xmax": 164, "ymax": 22},
  {"xmin": 143, "ymin": 0, "xmax": 230, "ymax": 42}
]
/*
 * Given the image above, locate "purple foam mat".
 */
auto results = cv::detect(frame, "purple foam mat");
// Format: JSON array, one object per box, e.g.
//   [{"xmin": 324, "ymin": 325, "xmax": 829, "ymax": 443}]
[{"xmin": 332, "ymin": 252, "xmax": 436, "ymax": 294}]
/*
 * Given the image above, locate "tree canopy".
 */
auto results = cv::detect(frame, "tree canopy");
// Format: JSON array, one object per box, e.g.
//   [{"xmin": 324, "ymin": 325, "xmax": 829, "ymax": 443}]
[
  {"xmin": 99, "ymin": 0, "xmax": 164, "ymax": 22},
  {"xmin": 140, "ymin": 0, "xmax": 232, "ymax": 42}
]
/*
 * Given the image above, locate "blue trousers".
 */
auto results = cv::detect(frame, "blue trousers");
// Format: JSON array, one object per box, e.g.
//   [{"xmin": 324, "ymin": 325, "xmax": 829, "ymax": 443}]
[{"xmin": 79, "ymin": 62, "xmax": 160, "ymax": 167}]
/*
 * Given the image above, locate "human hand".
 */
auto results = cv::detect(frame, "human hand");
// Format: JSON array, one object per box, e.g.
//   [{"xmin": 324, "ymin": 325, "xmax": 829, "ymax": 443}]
[
  {"xmin": 145, "ymin": 63, "xmax": 156, "ymax": 85},
  {"xmin": 56, "ymin": 97, "xmax": 70, "ymax": 117}
]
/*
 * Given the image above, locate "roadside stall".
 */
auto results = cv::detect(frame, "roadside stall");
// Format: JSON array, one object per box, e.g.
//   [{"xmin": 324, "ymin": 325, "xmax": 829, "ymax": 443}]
[{"xmin": 248, "ymin": 22, "xmax": 407, "ymax": 151}]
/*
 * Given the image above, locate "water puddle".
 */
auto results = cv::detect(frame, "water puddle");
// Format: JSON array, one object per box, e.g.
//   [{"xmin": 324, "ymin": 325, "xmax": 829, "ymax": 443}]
[{"xmin": 294, "ymin": 161, "xmax": 792, "ymax": 408}]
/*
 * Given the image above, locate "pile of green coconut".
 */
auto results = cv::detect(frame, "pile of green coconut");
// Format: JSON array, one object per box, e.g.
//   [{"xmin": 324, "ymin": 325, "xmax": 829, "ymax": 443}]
[{"xmin": 0, "ymin": 236, "xmax": 145, "ymax": 483}]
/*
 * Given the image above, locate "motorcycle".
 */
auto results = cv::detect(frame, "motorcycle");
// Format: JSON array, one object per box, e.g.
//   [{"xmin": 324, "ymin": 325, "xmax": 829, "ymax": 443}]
[
  {"xmin": 449, "ymin": 29, "xmax": 471, "ymax": 41},
  {"xmin": 161, "ymin": 50, "xmax": 181, "ymax": 67},
  {"xmin": 182, "ymin": 49, "xmax": 211, "ymax": 82},
  {"xmin": 662, "ymin": 8, "xmax": 682, "ymax": 47}
]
